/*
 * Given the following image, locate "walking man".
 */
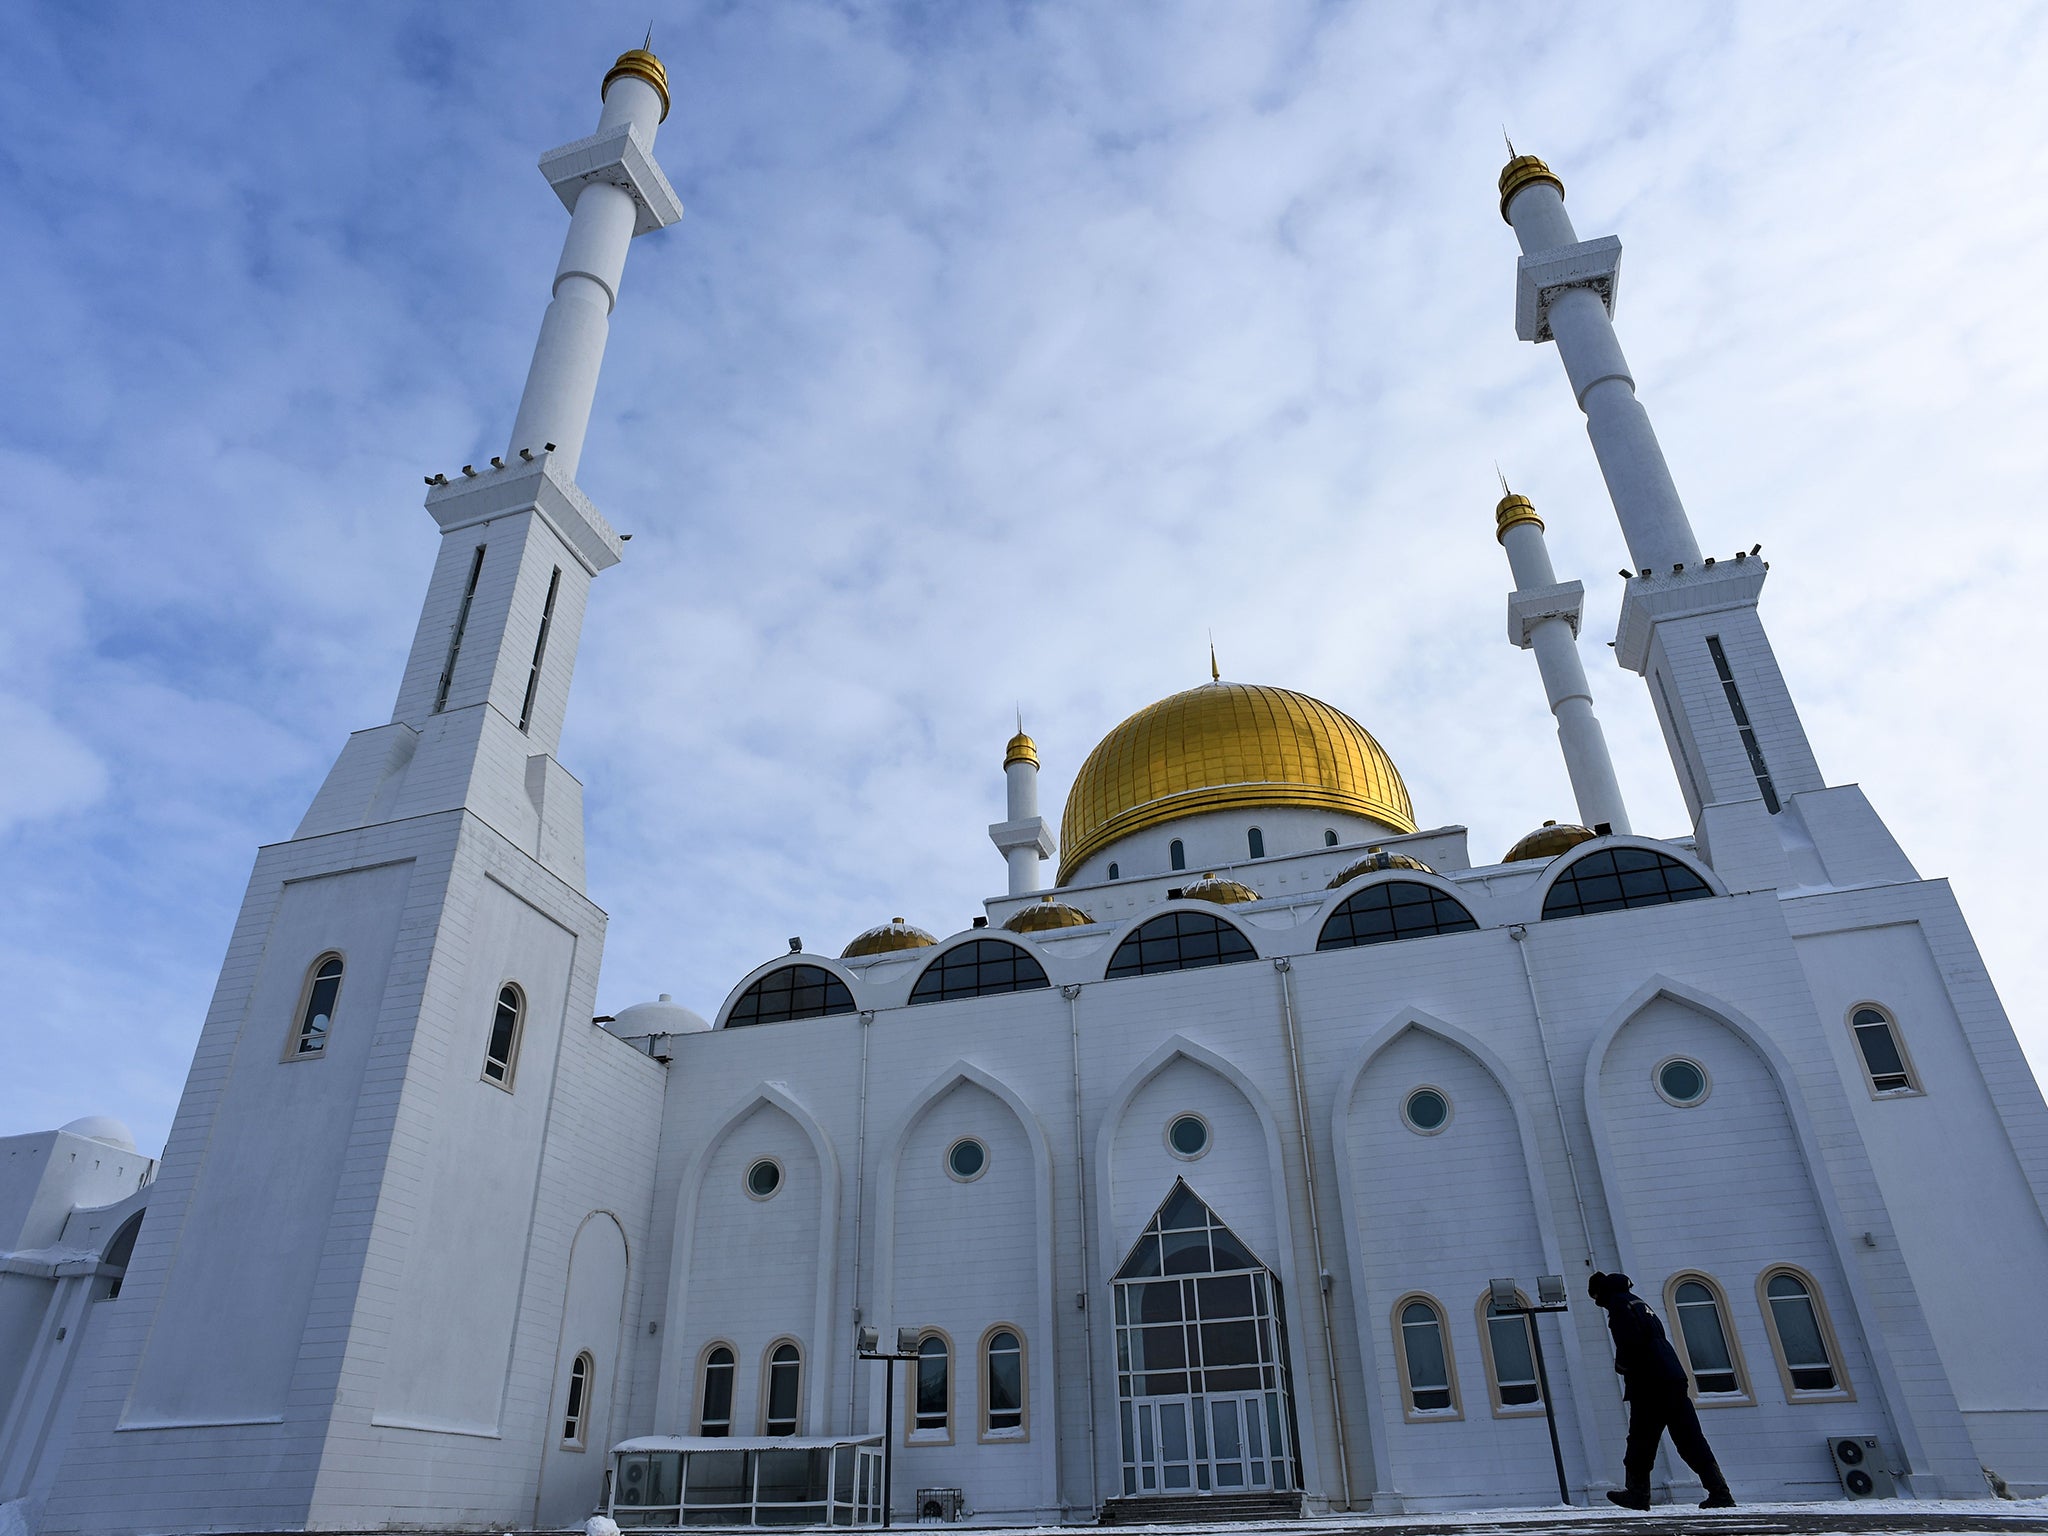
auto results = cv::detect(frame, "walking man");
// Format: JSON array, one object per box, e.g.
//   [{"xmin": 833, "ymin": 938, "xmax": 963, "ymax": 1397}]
[{"xmin": 1588, "ymin": 1271, "xmax": 1735, "ymax": 1509}]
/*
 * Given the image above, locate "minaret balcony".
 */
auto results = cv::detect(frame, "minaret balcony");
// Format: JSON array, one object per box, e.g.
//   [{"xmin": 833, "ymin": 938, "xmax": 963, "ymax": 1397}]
[
  {"xmin": 539, "ymin": 122, "xmax": 683, "ymax": 237},
  {"xmin": 424, "ymin": 450, "xmax": 622, "ymax": 574}
]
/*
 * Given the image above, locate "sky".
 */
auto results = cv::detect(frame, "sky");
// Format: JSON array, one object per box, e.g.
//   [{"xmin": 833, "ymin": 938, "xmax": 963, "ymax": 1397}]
[{"xmin": 4, "ymin": 2, "xmax": 2047, "ymax": 1158}]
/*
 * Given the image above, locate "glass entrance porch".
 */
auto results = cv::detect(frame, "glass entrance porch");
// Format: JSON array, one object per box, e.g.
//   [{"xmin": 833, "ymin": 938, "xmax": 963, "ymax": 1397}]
[{"xmin": 1113, "ymin": 1181, "xmax": 1299, "ymax": 1496}]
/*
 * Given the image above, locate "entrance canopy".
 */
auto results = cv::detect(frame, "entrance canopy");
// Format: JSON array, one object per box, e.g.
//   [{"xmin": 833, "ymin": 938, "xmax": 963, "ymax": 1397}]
[{"xmin": 610, "ymin": 1435, "xmax": 883, "ymax": 1528}]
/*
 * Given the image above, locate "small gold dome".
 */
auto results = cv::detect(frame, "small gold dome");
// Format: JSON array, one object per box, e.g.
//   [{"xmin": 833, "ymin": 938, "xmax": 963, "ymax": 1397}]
[
  {"xmin": 1058, "ymin": 682, "xmax": 1414, "ymax": 884},
  {"xmin": 841, "ymin": 917, "xmax": 936, "ymax": 959},
  {"xmin": 1327, "ymin": 849, "xmax": 1436, "ymax": 888},
  {"xmin": 603, "ymin": 47, "xmax": 671, "ymax": 122},
  {"xmin": 1004, "ymin": 731, "xmax": 1039, "ymax": 770},
  {"xmin": 1498, "ymin": 154, "xmax": 1563, "ymax": 223},
  {"xmin": 1495, "ymin": 492, "xmax": 1543, "ymax": 542},
  {"xmin": 1003, "ymin": 897, "xmax": 1094, "ymax": 933},
  {"xmin": 1180, "ymin": 873, "xmax": 1260, "ymax": 906},
  {"xmin": 1504, "ymin": 821, "xmax": 1596, "ymax": 863}
]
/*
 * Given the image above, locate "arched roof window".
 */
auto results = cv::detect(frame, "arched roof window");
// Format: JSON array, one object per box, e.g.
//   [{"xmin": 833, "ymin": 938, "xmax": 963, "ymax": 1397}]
[
  {"xmin": 1540, "ymin": 846, "xmax": 1712, "ymax": 920},
  {"xmin": 908, "ymin": 940, "xmax": 1050, "ymax": 1005},
  {"xmin": 1105, "ymin": 911, "xmax": 1255, "ymax": 979},
  {"xmin": 727, "ymin": 964, "xmax": 856, "ymax": 1027},
  {"xmin": 1318, "ymin": 880, "xmax": 1478, "ymax": 951}
]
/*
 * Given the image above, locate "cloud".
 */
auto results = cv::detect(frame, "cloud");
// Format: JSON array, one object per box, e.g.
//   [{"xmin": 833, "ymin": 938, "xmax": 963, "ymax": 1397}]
[{"xmin": 2, "ymin": 2, "xmax": 2045, "ymax": 1157}]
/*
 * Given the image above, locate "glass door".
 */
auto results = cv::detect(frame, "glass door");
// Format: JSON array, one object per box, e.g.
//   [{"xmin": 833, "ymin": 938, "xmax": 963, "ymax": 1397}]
[{"xmin": 1204, "ymin": 1392, "xmax": 1273, "ymax": 1491}]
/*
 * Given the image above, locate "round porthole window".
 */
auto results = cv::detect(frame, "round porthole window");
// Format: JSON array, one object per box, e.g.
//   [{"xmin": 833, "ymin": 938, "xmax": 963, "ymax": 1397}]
[
  {"xmin": 947, "ymin": 1137, "xmax": 988, "ymax": 1182},
  {"xmin": 1403, "ymin": 1087, "xmax": 1451, "ymax": 1135},
  {"xmin": 1655, "ymin": 1056, "xmax": 1710, "ymax": 1107},
  {"xmin": 745, "ymin": 1157, "xmax": 782, "ymax": 1199},
  {"xmin": 1166, "ymin": 1113, "xmax": 1210, "ymax": 1160}
]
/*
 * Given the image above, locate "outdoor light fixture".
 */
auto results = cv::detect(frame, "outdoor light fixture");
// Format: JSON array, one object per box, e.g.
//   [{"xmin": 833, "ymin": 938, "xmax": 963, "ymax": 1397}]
[
  {"xmin": 1491, "ymin": 1274, "xmax": 1573, "ymax": 1505},
  {"xmin": 789, "ymin": 937, "xmax": 803, "ymax": 953},
  {"xmin": 856, "ymin": 1325, "xmax": 928, "ymax": 1527}
]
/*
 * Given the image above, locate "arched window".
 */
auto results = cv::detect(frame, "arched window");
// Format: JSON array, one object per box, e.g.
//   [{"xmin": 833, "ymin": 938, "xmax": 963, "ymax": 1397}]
[
  {"xmin": 908, "ymin": 940, "xmax": 1050, "ymax": 1004},
  {"xmin": 483, "ymin": 983, "xmax": 525, "ymax": 1087},
  {"xmin": 1324, "ymin": 830, "xmax": 1339, "ymax": 847},
  {"xmin": 982, "ymin": 1328, "xmax": 1025, "ymax": 1439},
  {"xmin": 1107, "ymin": 862, "xmax": 1119, "ymax": 880},
  {"xmin": 561, "ymin": 1351, "xmax": 593, "ymax": 1446},
  {"xmin": 698, "ymin": 1344, "xmax": 736, "ymax": 1435},
  {"xmin": 1665, "ymin": 1274, "xmax": 1748, "ymax": 1400},
  {"xmin": 763, "ymin": 1341, "xmax": 802, "ymax": 1434},
  {"xmin": 1540, "ymin": 846, "xmax": 1713, "ymax": 920},
  {"xmin": 1247, "ymin": 827, "xmax": 1265, "ymax": 860},
  {"xmin": 291, "ymin": 954, "xmax": 344, "ymax": 1057},
  {"xmin": 97, "ymin": 1211, "xmax": 144, "ymax": 1302},
  {"xmin": 1849, "ymin": 1006, "xmax": 1919, "ymax": 1096},
  {"xmin": 1318, "ymin": 880, "xmax": 1479, "ymax": 951},
  {"xmin": 727, "ymin": 965, "xmax": 856, "ymax": 1027},
  {"xmin": 1476, "ymin": 1291, "xmax": 1541, "ymax": 1414},
  {"xmin": 1759, "ymin": 1268, "xmax": 1847, "ymax": 1398},
  {"xmin": 909, "ymin": 1333, "xmax": 950, "ymax": 1440},
  {"xmin": 1105, "ymin": 911, "xmax": 1256, "ymax": 979},
  {"xmin": 1169, "ymin": 839, "xmax": 1186, "ymax": 871},
  {"xmin": 1393, "ymin": 1296, "xmax": 1460, "ymax": 1420}
]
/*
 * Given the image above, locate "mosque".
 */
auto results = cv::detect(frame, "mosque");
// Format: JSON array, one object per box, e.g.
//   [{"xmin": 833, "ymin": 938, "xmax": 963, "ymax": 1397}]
[{"xmin": 4, "ymin": 40, "xmax": 2047, "ymax": 1536}]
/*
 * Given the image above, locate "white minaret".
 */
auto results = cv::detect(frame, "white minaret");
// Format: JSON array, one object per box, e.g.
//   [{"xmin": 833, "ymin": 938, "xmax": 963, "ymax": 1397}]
[
  {"xmin": 989, "ymin": 720, "xmax": 1056, "ymax": 896},
  {"xmin": 43, "ymin": 47, "xmax": 685, "ymax": 1536},
  {"xmin": 1498, "ymin": 152, "xmax": 1881, "ymax": 887},
  {"xmin": 1495, "ymin": 489, "xmax": 1630, "ymax": 834}
]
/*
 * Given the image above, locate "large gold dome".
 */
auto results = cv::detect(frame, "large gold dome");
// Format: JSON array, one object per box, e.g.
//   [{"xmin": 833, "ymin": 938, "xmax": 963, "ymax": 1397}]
[{"xmin": 1058, "ymin": 682, "xmax": 1415, "ymax": 883}]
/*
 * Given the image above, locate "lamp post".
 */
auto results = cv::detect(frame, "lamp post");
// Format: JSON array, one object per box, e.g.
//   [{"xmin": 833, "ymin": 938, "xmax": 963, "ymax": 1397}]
[
  {"xmin": 1490, "ymin": 1275, "xmax": 1573, "ymax": 1506},
  {"xmin": 857, "ymin": 1326, "xmax": 923, "ymax": 1528}
]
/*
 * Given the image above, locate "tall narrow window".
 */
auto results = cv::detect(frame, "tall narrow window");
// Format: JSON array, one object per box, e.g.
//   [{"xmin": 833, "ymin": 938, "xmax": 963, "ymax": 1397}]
[
  {"xmin": 483, "ymin": 984, "xmax": 525, "ymax": 1088},
  {"xmin": 764, "ymin": 1342, "xmax": 802, "ymax": 1434},
  {"xmin": 1706, "ymin": 636, "xmax": 1779, "ymax": 813},
  {"xmin": 983, "ymin": 1329, "xmax": 1024, "ymax": 1438},
  {"xmin": 562, "ymin": 1351, "xmax": 592, "ymax": 1446},
  {"xmin": 1668, "ymin": 1275, "xmax": 1747, "ymax": 1399},
  {"xmin": 292, "ymin": 954, "xmax": 344, "ymax": 1057},
  {"xmin": 434, "ymin": 545, "xmax": 487, "ymax": 714},
  {"xmin": 699, "ymin": 1345, "xmax": 736, "ymax": 1435},
  {"xmin": 1247, "ymin": 827, "xmax": 1265, "ymax": 860},
  {"xmin": 911, "ymin": 1334, "xmax": 950, "ymax": 1439},
  {"xmin": 1479, "ymin": 1294, "xmax": 1541, "ymax": 1412},
  {"xmin": 1850, "ymin": 1006, "xmax": 1918, "ymax": 1095},
  {"xmin": 518, "ymin": 566, "xmax": 562, "ymax": 733},
  {"xmin": 1169, "ymin": 839, "xmax": 1186, "ymax": 871},
  {"xmin": 1395, "ymin": 1296, "xmax": 1460, "ymax": 1419},
  {"xmin": 1761, "ymin": 1269, "xmax": 1845, "ymax": 1396}
]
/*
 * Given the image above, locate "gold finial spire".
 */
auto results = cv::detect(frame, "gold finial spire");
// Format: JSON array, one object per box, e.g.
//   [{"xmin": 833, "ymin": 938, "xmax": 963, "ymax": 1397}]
[
  {"xmin": 1495, "ymin": 487, "xmax": 1543, "ymax": 543},
  {"xmin": 1005, "ymin": 708, "xmax": 1038, "ymax": 769},
  {"xmin": 1498, "ymin": 153, "xmax": 1562, "ymax": 223},
  {"xmin": 1209, "ymin": 636, "xmax": 1220, "ymax": 683},
  {"xmin": 604, "ymin": 40, "xmax": 671, "ymax": 122}
]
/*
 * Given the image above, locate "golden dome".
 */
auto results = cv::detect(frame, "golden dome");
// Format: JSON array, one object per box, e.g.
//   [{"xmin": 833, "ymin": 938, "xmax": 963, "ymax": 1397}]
[
  {"xmin": 603, "ymin": 47, "xmax": 671, "ymax": 122},
  {"xmin": 1004, "ymin": 731, "xmax": 1039, "ymax": 770},
  {"xmin": 1003, "ymin": 897, "xmax": 1094, "ymax": 933},
  {"xmin": 1504, "ymin": 821, "xmax": 1596, "ymax": 864},
  {"xmin": 1495, "ymin": 492, "xmax": 1543, "ymax": 542},
  {"xmin": 1327, "ymin": 849, "xmax": 1436, "ymax": 888},
  {"xmin": 841, "ymin": 918, "xmax": 936, "ymax": 959},
  {"xmin": 1180, "ymin": 873, "xmax": 1260, "ymax": 906},
  {"xmin": 1498, "ymin": 153, "xmax": 1563, "ymax": 222},
  {"xmin": 1058, "ymin": 682, "xmax": 1414, "ymax": 883}
]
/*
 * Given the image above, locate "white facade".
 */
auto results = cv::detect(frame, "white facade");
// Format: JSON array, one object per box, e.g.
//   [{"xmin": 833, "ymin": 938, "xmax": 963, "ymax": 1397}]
[{"xmin": 4, "ymin": 58, "xmax": 2047, "ymax": 1536}]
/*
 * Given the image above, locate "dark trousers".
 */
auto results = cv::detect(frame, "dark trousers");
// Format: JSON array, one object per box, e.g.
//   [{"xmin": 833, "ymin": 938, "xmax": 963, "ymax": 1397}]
[{"xmin": 1623, "ymin": 1389, "xmax": 1724, "ymax": 1492}]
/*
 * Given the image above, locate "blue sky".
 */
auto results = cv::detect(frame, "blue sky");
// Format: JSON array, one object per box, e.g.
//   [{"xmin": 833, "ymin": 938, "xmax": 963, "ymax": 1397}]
[{"xmin": 5, "ymin": 3, "xmax": 2046, "ymax": 1156}]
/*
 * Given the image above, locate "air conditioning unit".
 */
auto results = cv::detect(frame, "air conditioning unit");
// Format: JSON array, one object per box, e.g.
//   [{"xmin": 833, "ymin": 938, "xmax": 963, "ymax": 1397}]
[
  {"xmin": 915, "ymin": 1487, "xmax": 966, "ymax": 1522},
  {"xmin": 1828, "ymin": 1436, "xmax": 1896, "ymax": 1499}
]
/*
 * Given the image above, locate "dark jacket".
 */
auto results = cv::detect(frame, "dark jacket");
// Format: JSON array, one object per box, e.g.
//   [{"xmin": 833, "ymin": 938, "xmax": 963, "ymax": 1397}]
[{"xmin": 1603, "ymin": 1294, "xmax": 1689, "ymax": 1400}]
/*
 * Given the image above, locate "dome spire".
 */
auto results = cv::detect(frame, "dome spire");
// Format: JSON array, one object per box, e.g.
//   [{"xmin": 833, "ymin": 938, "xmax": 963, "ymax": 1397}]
[{"xmin": 1209, "ymin": 636, "xmax": 1220, "ymax": 683}]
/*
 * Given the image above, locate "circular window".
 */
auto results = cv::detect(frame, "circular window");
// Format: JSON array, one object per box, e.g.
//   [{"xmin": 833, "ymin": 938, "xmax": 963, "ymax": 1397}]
[
  {"xmin": 1656, "ymin": 1057, "xmax": 1710, "ymax": 1107},
  {"xmin": 946, "ymin": 1137, "xmax": 988, "ymax": 1182},
  {"xmin": 745, "ymin": 1157, "xmax": 783, "ymax": 1199},
  {"xmin": 1166, "ymin": 1113, "xmax": 1210, "ymax": 1160},
  {"xmin": 1403, "ymin": 1087, "xmax": 1451, "ymax": 1135}
]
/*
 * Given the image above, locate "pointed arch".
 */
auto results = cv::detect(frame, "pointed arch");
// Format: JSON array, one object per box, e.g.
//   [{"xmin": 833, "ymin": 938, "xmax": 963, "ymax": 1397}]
[
  {"xmin": 1328, "ymin": 1006, "xmax": 1594, "ymax": 1497},
  {"xmin": 658, "ymin": 1082, "xmax": 841, "ymax": 1432},
  {"xmin": 1581, "ymin": 975, "xmax": 1925, "ymax": 1474},
  {"xmin": 871, "ymin": 1060, "xmax": 1058, "ymax": 1514}
]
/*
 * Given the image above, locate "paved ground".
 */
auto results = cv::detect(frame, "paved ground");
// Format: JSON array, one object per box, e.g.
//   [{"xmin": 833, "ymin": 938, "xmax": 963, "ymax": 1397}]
[{"xmin": 1058, "ymin": 1501, "xmax": 2048, "ymax": 1536}]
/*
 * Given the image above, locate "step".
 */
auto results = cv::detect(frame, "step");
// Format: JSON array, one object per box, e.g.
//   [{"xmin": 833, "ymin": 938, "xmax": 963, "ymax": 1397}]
[{"xmin": 1100, "ymin": 1491, "xmax": 1304, "ymax": 1525}]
